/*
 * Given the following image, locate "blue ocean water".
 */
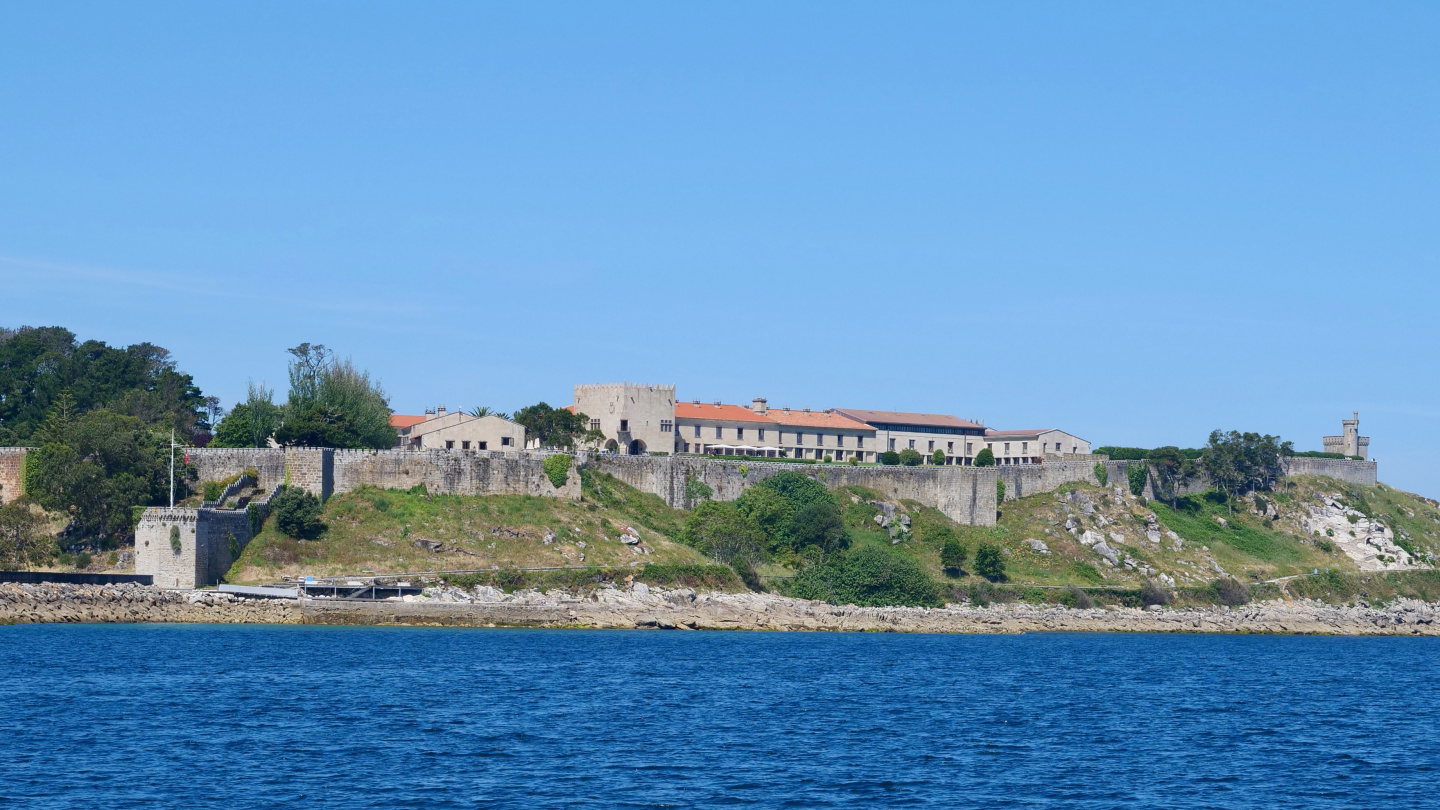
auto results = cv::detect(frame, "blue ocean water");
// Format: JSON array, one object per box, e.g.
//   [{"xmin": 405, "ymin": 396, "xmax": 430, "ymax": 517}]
[{"xmin": 0, "ymin": 626, "xmax": 1436, "ymax": 808}]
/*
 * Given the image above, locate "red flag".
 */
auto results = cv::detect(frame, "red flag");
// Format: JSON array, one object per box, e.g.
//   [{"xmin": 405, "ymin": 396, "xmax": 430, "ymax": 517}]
[{"xmin": 183, "ymin": 453, "xmax": 189, "ymax": 465}]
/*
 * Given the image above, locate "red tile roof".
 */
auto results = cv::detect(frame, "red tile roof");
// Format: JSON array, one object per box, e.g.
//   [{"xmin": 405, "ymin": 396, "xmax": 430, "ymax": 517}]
[
  {"xmin": 675, "ymin": 402, "xmax": 777, "ymax": 423},
  {"xmin": 389, "ymin": 414, "xmax": 427, "ymax": 429},
  {"xmin": 766, "ymin": 409, "xmax": 872, "ymax": 431},
  {"xmin": 835, "ymin": 409, "xmax": 982, "ymax": 430}
]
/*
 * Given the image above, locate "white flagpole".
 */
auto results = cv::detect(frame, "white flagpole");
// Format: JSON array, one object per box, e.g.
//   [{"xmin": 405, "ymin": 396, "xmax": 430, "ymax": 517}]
[{"xmin": 169, "ymin": 429, "xmax": 175, "ymax": 508}]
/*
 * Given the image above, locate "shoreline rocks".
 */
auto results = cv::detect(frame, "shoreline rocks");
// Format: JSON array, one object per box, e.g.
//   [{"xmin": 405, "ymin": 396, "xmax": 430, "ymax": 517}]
[{"xmin": 3, "ymin": 582, "xmax": 1437, "ymax": 635}]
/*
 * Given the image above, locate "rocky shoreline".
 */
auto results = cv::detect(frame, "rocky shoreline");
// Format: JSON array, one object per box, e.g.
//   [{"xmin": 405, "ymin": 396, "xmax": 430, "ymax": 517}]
[{"xmin": 3, "ymin": 582, "xmax": 1439, "ymax": 635}]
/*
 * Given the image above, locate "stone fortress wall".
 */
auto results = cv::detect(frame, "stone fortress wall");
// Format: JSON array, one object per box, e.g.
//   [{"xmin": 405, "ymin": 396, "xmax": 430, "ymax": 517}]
[{"xmin": 0, "ymin": 447, "xmax": 26, "ymax": 505}]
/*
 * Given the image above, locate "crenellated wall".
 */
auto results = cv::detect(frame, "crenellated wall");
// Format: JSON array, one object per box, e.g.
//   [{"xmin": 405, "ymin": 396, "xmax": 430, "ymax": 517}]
[
  {"xmin": 135, "ymin": 488, "xmax": 275, "ymax": 589},
  {"xmin": 332, "ymin": 449, "xmax": 582, "ymax": 500},
  {"xmin": 0, "ymin": 447, "xmax": 27, "ymax": 505}
]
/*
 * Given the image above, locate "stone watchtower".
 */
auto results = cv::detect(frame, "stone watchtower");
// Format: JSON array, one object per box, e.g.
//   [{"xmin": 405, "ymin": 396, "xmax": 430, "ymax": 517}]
[
  {"xmin": 1323, "ymin": 412, "xmax": 1370, "ymax": 460},
  {"xmin": 573, "ymin": 383, "xmax": 676, "ymax": 455}
]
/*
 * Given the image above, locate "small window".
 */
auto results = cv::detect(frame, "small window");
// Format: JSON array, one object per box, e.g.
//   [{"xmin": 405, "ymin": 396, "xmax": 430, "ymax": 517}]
[
  {"xmin": 479, "ymin": 441, "xmax": 488, "ymax": 450},
  {"xmin": 715, "ymin": 426, "xmax": 722, "ymax": 439},
  {"xmin": 816, "ymin": 434, "xmax": 823, "ymax": 447},
  {"xmin": 1022, "ymin": 442, "xmax": 1028, "ymax": 453},
  {"xmin": 758, "ymin": 429, "xmax": 765, "ymax": 441},
  {"xmin": 620, "ymin": 419, "xmax": 629, "ymax": 432},
  {"xmin": 888, "ymin": 438, "xmax": 895, "ymax": 450},
  {"xmin": 694, "ymin": 425, "xmax": 701, "ymax": 437},
  {"xmin": 590, "ymin": 419, "xmax": 601, "ymax": 431},
  {"xmin": 796, "ymin": 433, "xmax": 803, "ymax": 445},
  {"xmin": 908, "ymin": 439, "xmax": 915, "ymax": 449},
  {"xmin": 857, "ymin": 437, "xmax": 864, "ymax": 449},
  {"xmin": 660, "ymin": 420, "xmax": 673, "ymax": 432},
  {"xmin": 737, "ymin": 427, "xmax": 745, "ymax": 441},
  {"xmin": 446, "ymin": 440, "xmax": 455, "ymax": 449},
  {"xmin": 1004, "ymin": 442, "xmax": 1011, "ymax": 454},
  {"xmin": 967, "ymin": 443, "xmax": 973, "ymax": 454},
  {"xmin": 462, "ymin": 441, "xmax": 471, "ymax": 450},
  {"xmin": 947, "ymin": 441, "xmax": 954, "ymax": 452},
  {"xmin": 928, "ymin": 441, "xmax": 934, "ymax": 452},
  {"xmin": 837, "ymin": 435, "xmax": 844, "ymax": 447},
  {"xmin": 501, "ymin": 437, "xmax": 512, "ymax": 446}
]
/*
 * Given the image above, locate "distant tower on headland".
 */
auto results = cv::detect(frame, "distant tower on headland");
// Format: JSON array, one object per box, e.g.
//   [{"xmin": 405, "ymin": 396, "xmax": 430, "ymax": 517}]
[{"xmin": 1323, "ymin": 412, "xmax": 1370, "ymax": 460}]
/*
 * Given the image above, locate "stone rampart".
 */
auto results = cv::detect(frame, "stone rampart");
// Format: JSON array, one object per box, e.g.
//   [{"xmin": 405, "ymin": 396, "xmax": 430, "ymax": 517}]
[
  {"xmin": 1284, "ymin": 457, "xmax": 1378, "ymax": 487},
  {"xmin": 331, "ymin": 449, "xmax": 582, "ymax": 500},
  {"xmin": 135, "ymin": 489, "xmax": 274, "ymax": 589},
  {"xmin": 996, "ymin": 461, "xmax": 1105, "ymax": 501},
  {"xmin": 187, "ymin": 447, "xmax": 286, "ymax": 491},
  {"xmin": 0, "ymin": 447, "xmax": 26, "ymax": 505},
  {"xmin": 593, "ymin": 455, "xmax": 997, "ymax": 526}
]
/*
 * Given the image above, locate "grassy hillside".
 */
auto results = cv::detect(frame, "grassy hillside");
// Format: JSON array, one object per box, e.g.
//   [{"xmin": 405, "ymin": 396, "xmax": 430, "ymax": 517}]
[
  {"xmin": 226, "ymin": 470, "xmax": 709, "ymax": 585},
  {"xmin": 226, "ymin": 465, "xmax": 1439, "ymax": 606}
]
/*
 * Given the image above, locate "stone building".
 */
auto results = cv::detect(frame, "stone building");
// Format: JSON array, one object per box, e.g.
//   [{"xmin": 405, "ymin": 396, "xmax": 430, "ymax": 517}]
[
  {"xmin": 1323, "ymin": 412, "xmax": 1370, "ymax": 460},
  {"xmin": 675, "ymin": 398, "xmax": 877, "ymax": 461},
  {"xmin": 834, "ymin": 409, "xmax": 988, "ymax": 465},
  {"xmin": 982, "ymin": 428, "xmax": 1091, "ymax": 465},
  {"xmin": 389, "ymin": 406, "xmax": 525, "ymax": 451},
  {"xmin": 573, "ymin": 383, "xmax": 676, "ymax": 455}
]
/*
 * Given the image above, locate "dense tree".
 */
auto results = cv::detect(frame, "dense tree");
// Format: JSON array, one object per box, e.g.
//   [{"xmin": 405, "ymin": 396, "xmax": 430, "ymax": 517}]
[
  {"xmin": 210, "ymin": 382, "xmax": 283, "ymax": 448},
  {"xmin": 274, "ymin": 344, "xmax": 395, "ymax": 449},
  {"xmin": 939, "ymin": 536, "xmax": 968, "ymax": 574},
  {"xmin": 271, "ymin": 487, "xmax": 325, "ymax": 539},
  {"xmin": 879, "ymin": 450, "xmax": 901, "ymax": 465},
  {"xmin": 0, "ymin": 502, "xmax": 51, "ymax": 569},
  {"xmin": 1147, "ymin": 446, "xmax": 1196, "ymax": 507},
  {"xmin": 974, "ymin": 541, "xmax": 1006, "ymax": 581},
  {"xmin": 681, "ymin": 500, "xmax": 766, "ymax": 567},
  {"xmin": 0, "ymin": 326, "xmax": 207, "ymax": 444},
  {"xmin": 23, "ymin": 405, "xmax": 170, "ymax": 548},
  {"xmin": 973, "ymin": 447, "xmax": 995, "ymax": 467},
  {"xmin": 787, "ymin": 501, "xmax": 848, "ymax": 556},
  {"xmin": 898, "ymin": 448, "xmax": 924, "ymax": 466},
  {"xmin": 930, "ymin": 449, "xmax": 946, "ymax": 466},
  {"xmin": 1202, "ymin": 430, "xmax": 1289, "ymax": 508},
  {"xmin": 512, "ymin": 402, "xmax": 601, "ymax": 449}
]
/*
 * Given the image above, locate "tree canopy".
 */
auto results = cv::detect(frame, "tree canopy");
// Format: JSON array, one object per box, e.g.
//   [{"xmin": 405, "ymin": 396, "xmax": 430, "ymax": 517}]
[
  {"xmin": 0, "ymin": 326, "xmax": 207, "ymax": 445},
  {"xmin": 513, "ymin": 402, "xmax": 601, "ymax": 449}
]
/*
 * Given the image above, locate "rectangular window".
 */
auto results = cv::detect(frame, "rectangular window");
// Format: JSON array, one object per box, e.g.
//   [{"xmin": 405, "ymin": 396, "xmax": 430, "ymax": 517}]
[
  {"xmin": 967, "ymin": 443, "xmax": 973, "ymax": 454},
  {"xmin": 908, "ymin": 439, "xmax": 915, "ymax": 449},
  {"xmin": 715, "ymin": 426, "xmax": 723, "ymax": 439},
  {"xmin": 837, "ymin": 435, "xmax": 844, "ymax": 447},
  {"xmin": 620, "ymin": 419, "xmax": 629, "ymax": 432},
  {"xmin": 1004, "ymin": 442, "xmax": 1011, "ymax": 454},
  {"xmin": 660, "ymin": 420, "xmax": 673, "ymax": 432},
  {"xmin": 694, "ymin": 425, "xmax": 701, "ymax": 437},
  {"xmin": 947, "ymin": 441, "xmax": 954, "ymax": 452},
  {"xmin": 462, "ymin": 441, "xmax": 471, "ymax": 450},
  {"xmin": 758, "ymin": 429, "xmax": 765, "ymax": 441},
  {"xmin": 501, "ymin": 437, "xmax": 513, "ymax": 446},
  {"xmin": 797, "ymin": 433, "xmax": 804, "ymax": 446},
  {"xmin": 857, "ymin": 436, "xmax": 864, "ymax": 449},
  {"xmin": 1022, "ymin": 442, "xmax": 1028, "ymax": 453},
  {"xmin": 737, "ymin": 427, "xmax": 745, "ymax": 441},
  {"xmin": 816, "ymin": 434, "xmax": 824, "ymax": 446},
  {"xmin": 445, "ymin": 440, "xmax": 454, "ymax": 449},
  {"xmin": 479, "ymin": 441, "xmax": 488, "ymax": 450},
  {"xmin": 928, "ymin": 441, "xmax": 935, "ymax": 452},
  {"xmin": 888, "ymin": 438, "xmax": 895, "ymax": 450},
  {"xmin": 590, "ymin": 419, "xmax": 601, "ymax": 432}
]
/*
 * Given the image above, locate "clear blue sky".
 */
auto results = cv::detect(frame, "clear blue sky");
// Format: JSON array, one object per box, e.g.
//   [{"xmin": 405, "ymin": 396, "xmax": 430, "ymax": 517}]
[{"xmin": 3, "ymin": 2, "xmax": 1437, "ymax": 492}]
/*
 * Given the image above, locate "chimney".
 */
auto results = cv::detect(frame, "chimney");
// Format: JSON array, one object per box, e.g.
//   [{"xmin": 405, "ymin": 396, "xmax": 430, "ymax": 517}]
[
  {"xmin": 802, "ymin": 407, "xmax": 810, "ymax": 415},
  {"xmin": 436, "ymin": 405, "xmax": 447, "ymax": 417},
  {"xmin": 713, "ymin": 400, "xmax": 722, "ymax": 408},
  {"xmin": 751, "ymin": 397, "xmax": 768, "ymax": 414}
]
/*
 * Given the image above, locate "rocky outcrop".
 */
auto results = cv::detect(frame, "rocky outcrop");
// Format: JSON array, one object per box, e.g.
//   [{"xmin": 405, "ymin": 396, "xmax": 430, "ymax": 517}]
[
  {"xmin": 0, "ymin": 583, "xmax": 299, "ymax": 624},
  {"xmin": 1304, "ymin": 496, "xmax": 1417, "ymax": 570},
  {"xmin": 3, "ymin": 582, "xmax": 1437, "ymax": 635}
]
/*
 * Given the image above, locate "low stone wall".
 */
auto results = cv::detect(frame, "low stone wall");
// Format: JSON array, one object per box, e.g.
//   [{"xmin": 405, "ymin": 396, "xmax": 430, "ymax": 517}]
[
  {"xmin": 594, "ymin": 455, "xmax": 998, "ymax": 526},
  {"xmin": 332, "ymin": 449, "xmax": 582, "ymax": 499},
  {"xmin": 0, "ymin": 447, "xmax": 27, "ymax": 505},
  {"xmin": 187, "ymin": 447, "xmax": 287, "ymax": 492}
]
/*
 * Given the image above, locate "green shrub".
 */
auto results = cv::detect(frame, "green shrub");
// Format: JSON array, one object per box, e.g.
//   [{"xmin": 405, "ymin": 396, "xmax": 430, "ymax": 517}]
[
  {"xmin": 76, "ymin": 551, "xmax": 92, "ymax": 569},
  {"xmin": 789, "ymin": 543, "xmax": 942, "ymax": 607},
  {"xmin": 685, "ymin": 477, "xmax": 713, "ymax": 501},
  {"xmin": 248, "ymin": 503, "xmax": 263, "ymax": 535},
  {"xmin": 880, "ymin": 450, "xmax": 901, "ymax": 465},
  {"xmin": 1140, "ymin": 578, "xmax": 1172, "ymax": 606},
  {"xmin": 822, "ymin": 455, "xmax": 833, "ymax": 463},
  {"xmin": 227, "ymin": 532, "xmax": 240, "ymax": 559},
  {"xmin": 973, "ymin": 448, "xmax": 995, "ymax": 467},
  {"xmin": 169, "ymin": 525, "xmax": 181, "ymax": 553},
  {"xmin": 1315, "ymin": 537, "xmax": 1335, "ymax": 553},
  {"xmin": 1210, "ymin": 577, "xmax": 1250, "ymax": 606},
  {"xmin": 996, "ymin": 480, "xmax": 1006, "ymax": 506},
  {"xmin": 967, "ymin": 580, "xmax": 994, "ymax": 606},
  {"xmin": 939, "ymin": 537, "xmax": 968, "ymax": 574},
  {"xmin": 974, "ymin": 542, "xmax": 1006, "ymax": 581},
  {"xmin": 203, "ymin": 481, "xmax": 225, "ymax": 502},
  {"xmin": 847, "ymin": 457, "xmax": 858, "ymax": 466},
  {"xmin": 271, "ymin": 486, "xmax": 325, "ymax": 539},
  {"xmin": 543, "ymin": 454, "xmax": 572, "ymax": 489},
  {"xmin": 898, "ymin": 448, "xmax": 924, "ymax": 466},
  {"xmin": 681, "ymin": 501, "xmax": 766, "ymax": 566},
  {"xmin": 1127, "ymin": 461, "xmax": 1149, "ymax": 497},
  {"xmin": 1066, "ymin": 586, "xmax": 1094, "ymax": 609},
  {"xmin": 1094, "ymin": 463, "xmax": 1108, "ymax": 487},
  {"xmin": 931, "ymin": 449, "xmax": 946, "ymax": 466},
  {"xmin": 788, "ymin": 501, "xmax": 849, "ymax": 555}
]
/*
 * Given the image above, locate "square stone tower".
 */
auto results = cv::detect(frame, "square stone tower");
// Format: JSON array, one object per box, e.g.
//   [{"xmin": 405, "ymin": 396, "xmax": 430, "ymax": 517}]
[
  {"xmin": 1323, "ymin": 412, "xmax": 1370, "ymax": 460},
  {"xmin": 573, "ymin": 383, "xmax": 676, "ymax": 455}
]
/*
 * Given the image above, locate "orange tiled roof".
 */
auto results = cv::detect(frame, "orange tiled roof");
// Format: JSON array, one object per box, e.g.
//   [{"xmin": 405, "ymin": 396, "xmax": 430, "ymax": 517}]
[
  {"xmin": 835, "ymin": 409, "xmax": 982, "ymax": 430},
  {"xmin": 675, "ymin": 402, "xmax": 778, "ymax": 423},
  {"xmin": 766, "ymin": 409, "xmax": 872, "ymax": 431},
  {"xmin": 389, "ymin": 414, "xmax": 427, "ymax": 429}
]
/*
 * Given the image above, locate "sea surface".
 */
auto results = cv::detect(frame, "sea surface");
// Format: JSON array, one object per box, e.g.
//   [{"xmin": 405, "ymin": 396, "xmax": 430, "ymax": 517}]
[{"xmin": 0, "ymin": 625, "xmax": 1436, "ymax": 808}]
